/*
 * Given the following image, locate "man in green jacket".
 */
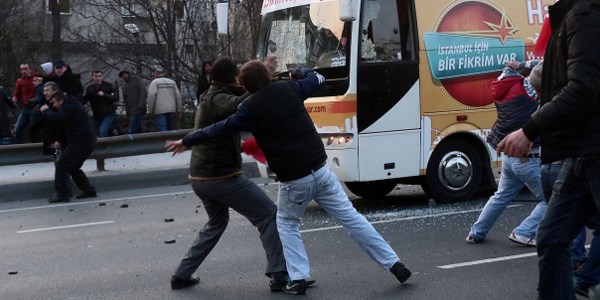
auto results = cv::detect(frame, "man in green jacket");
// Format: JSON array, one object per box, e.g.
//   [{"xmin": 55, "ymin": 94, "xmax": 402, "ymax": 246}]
[{"xmin": 169, "ymin": 57, "xmax": 294, "ymax": 292}]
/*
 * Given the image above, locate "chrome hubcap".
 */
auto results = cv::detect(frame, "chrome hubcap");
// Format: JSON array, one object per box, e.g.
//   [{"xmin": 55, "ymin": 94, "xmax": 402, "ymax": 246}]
[{"xmin": 437, "ymin": 151, "xmax": 473, "ymax": 191}]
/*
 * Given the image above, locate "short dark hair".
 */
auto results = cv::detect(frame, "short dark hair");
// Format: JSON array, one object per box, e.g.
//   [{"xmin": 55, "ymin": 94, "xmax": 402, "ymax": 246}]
[
  {"xmin": 91, "ymin": 70, "xmax": 102, "ymax": 75},
  {"xmin": 211, "ymin": 57, "xmax": 238, "ymax": 84},
  {"xmin": 239, "ymin": 60, "xmax": 270, "ymax": 93},
  {"xmin": 201, "ymin": 61, "xmax": 212, "ymax": 75},
  {"xmin": 51, "ymin": 91, "xmax": 67, "ymax": 101}
]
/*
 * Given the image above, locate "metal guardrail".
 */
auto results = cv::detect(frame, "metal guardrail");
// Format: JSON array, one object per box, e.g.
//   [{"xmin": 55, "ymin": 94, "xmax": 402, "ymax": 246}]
[{"xmin": 0, "ymin": 129, "xmax": 192, "ymax": 171}]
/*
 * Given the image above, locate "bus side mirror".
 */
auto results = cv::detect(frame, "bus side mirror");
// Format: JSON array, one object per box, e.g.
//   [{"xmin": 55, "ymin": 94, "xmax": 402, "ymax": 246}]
[
  {"xmin": 339, "ymin": 0, "xmax": 356, "ymax": 22},
  {"xmin": 216, "ymin": 3, "xmax": 229, "ymax": 36}
]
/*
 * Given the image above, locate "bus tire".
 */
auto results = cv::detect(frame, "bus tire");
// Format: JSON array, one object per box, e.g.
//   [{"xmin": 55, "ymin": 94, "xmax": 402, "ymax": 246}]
[
  {"xmin": 421, "ymin": 140, "xmax": 482, "ymax": 203},
  {"xmin": 345, "ymin": 180, "xmax": 397, "ymax": 198}
]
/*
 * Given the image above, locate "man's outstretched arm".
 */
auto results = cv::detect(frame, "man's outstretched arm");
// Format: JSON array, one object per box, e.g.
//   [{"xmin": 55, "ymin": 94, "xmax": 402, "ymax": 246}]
[{"xmin": 165, "ymin": 103, "xmax": 254, "ymax": 155}]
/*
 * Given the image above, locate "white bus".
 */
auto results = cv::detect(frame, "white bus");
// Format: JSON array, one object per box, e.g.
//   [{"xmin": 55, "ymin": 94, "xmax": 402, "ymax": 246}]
[{"xmin": 219, "ymin": 0, "xmax": 550, "ymax": 202}]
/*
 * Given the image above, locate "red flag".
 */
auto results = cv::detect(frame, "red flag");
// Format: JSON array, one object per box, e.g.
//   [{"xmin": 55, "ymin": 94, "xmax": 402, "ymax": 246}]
[
  {"xmin": 241, "ymin": 138, "xmax": 267, "ymax": 164},
  {"xmin": 533, "ymin": 15, "xmax": 551, "ymax": 57}
]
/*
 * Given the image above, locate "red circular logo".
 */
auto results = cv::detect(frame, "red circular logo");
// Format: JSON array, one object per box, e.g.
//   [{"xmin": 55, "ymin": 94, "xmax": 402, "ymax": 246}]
[{"xmin": 436, "ymin": 1, "xmax": 509, "ymax": 107}]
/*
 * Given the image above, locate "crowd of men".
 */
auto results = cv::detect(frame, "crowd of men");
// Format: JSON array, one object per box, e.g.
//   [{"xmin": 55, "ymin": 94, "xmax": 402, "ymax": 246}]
[
  {"xmin": 0, "ymin": 60, "xmax": 183, "ymax": 145},
  {"xmin": 0, "ymin": 60, "xmax": 185, "ymax": 203}
]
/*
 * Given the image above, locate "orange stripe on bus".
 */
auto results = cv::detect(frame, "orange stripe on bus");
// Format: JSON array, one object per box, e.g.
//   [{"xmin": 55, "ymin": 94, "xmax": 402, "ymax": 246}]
[{"xmin": 328, "ymin": 101, "xmax": 356, "ymax": 113}]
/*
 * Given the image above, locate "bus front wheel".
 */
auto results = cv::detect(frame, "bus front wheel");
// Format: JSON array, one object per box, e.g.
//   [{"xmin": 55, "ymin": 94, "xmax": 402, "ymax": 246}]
[
  {"xmin": 345, "ymin": 180, "xmax": 397, "ymax": 199},
  {"xmin": 421, "ymin": 140, "xmax": 482, "ymax": 203}
]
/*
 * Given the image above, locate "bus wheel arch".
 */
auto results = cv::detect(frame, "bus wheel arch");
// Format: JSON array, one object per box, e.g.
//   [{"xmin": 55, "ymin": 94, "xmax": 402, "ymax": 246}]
[
  {"xmin": 345, "ymin": 180, "xmax": 397, "ymax": 199},
  {"xmin": 422, "ymin": 135, "xmax": 488, "ymax": 203}
]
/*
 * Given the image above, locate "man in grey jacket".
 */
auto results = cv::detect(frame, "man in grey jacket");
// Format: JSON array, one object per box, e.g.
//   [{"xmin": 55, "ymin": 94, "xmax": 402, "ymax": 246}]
[
  {"xmin": 118, "ymin": 66, "xmax": 147, "ymax": 134},
  {"xmin": 146, "ymin": 68, "xmax": 181, "ymax": 131}
]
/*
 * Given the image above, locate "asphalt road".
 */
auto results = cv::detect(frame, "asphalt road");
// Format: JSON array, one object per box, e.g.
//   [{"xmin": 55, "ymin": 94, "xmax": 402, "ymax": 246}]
[{"xmin": 1, "ymin": 181, "xmax": 545, "ymax": 299}]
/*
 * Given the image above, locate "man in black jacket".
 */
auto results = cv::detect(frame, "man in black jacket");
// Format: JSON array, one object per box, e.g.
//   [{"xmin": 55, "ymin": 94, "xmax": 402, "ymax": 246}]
[
  {"xmin": 166, "ymin": 60, "xmax": 411, "ymax": 295},
  {"xmin": 82, "ymin": 70, "xmax": 118, "ymax": 137},
  {"xmin": 47, "ymin": 60, "xmax": 84, "ymax": 102},
  {"xmin": 41, "ymin": 92, "xmax": 97, "ymax": 203},
  {"xmin": 0, "ymin": 85, "xmax": 15, "ymax": 142},
  {"xmin": 498, "ymin": 0, "xmax": 600, "ymax": 298}
]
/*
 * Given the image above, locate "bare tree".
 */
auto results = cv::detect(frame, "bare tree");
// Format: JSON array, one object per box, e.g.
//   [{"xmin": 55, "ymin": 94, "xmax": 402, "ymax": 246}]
[
  {"xmin": 1, "ymin": 0, "xmax": 261, "ymax": 95},
  {"xmin": 65, "ymin": 0, "xmax": 225, "ymax": 85},
  {"xmin": 226, "ymin": 0, "xmax": 262, "ymax": 60},
  {"xmin": 0, "ymin": 1, "xmax": 45, "ymax": 89}
]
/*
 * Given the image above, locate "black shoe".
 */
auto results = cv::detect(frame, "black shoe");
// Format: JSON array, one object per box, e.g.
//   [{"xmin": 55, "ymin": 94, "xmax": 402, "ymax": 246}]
[
  {"xmin": 270, "ymin": 275, "xmax": 316, "ymax": 292},
  {"xmin": 48, "ymin": 195, "xmax": 71, "ymax": 203},
  {"xmin": 270, "ymin": 274, "xmax": 289, "ymax": 292},
  {"xmin": 283, "ymin": 280, "xmax": 308, "ymax": 295},
  {"xmin": 171, "ymin": 275, "xmax": 200, "ymax": 290},
  {"xmin": 76, "ymin": 191, "xmax": 97, "ymax": 199},
  {"xmin": 390, "ymin": 261, "xmax": 411, "ymax": 283}
]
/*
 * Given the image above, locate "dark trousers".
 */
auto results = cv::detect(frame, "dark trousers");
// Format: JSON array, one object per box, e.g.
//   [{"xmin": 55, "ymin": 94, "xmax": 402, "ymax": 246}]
[
  {"xmin": 174, "ymin": 175, "xmax": 286, "ymax": 279},
  {"xmin": 540, "ymin": 162, "xmax": 600, "ymax": 292},
  {"xmin": 537, "ymin": 158, "xmax": 600, "ymax": 299},
  {"xmin": 55, "ymin": 141, "xmax": 95, "ymax": 197}
]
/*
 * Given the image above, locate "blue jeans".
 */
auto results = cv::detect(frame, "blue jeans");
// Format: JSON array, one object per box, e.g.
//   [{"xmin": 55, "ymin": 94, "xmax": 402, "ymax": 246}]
[
  {"xmin": 575, "ymin": 217, "xmax": 600, "ymax": 289},
  {"xmin": 469, "ymin": 155, "xmax": 547, "ymax": 241},
  {"xmin": 13, "ymin": 107, "xmax": 41, "ymax": 143},
  {"xmin": 571, "ymin": 228, "xmax": 587, "ymax": 263},
  {"xmin": 537, "ymin": 158, "xmax": 600, "ymax": 299},
  {"xmin": 276, "ymin": 164, "xmax": 400, "ymax": 281},
  {"xmin": 540, "ymin": 162, "xmax": 600, "ymax": 290},
  {"xmin": 154, "ymin": 112, "xmax": 176, "ymax": 131},
  {"xmin": 127, "ymin": 113, "xmax": 144, "ymax": 134},
  {"xmin": 95, "ymin": 113, "xmax": 116, "ymax": 138}
]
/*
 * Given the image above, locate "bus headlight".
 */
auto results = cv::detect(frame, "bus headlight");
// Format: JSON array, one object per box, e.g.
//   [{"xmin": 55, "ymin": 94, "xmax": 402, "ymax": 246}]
[{"xmin": 322, "ymin": 133, "xmax": 354, "ymax": 147}]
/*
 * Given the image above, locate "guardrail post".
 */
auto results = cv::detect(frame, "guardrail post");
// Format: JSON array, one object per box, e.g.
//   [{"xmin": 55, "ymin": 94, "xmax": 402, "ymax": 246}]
[{"xmin": 96, "ymin": 158, "xmax": 105, "ymax": 171}]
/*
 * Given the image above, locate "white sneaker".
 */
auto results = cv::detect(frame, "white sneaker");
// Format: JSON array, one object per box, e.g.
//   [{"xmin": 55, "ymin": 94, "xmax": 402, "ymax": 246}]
[
  {"xmin": 465, "ymin": 234, "xmax": 483, "ymax": 244},
  {"xmin": 508, "ymin": 232, "xmax": 536, "ymax": 247}
]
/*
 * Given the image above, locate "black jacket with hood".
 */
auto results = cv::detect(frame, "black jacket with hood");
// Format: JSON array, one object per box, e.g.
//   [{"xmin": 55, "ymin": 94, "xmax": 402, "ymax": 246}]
[{"xmin": 522, "ymin": 0, "xmax": 600, "ymax": 163}]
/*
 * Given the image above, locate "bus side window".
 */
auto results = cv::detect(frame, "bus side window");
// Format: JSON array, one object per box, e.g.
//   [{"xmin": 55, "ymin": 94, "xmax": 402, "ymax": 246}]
[{"xmin": 360, "ymin": 0, "xmax": 414, "ymax": 62}]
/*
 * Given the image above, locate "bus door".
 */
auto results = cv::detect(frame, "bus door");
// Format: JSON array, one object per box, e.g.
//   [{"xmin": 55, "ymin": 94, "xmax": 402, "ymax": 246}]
[{"xmin": 355, "ymin": 0, "xmax": 421, "ymax": 181}]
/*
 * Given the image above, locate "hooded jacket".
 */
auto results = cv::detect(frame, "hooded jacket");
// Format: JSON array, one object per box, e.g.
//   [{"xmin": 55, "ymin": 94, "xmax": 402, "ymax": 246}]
[
  {"xmin": 189, "ymin": 84, "xmax": 247, "ymax": 178},
  {"xmin": 119, "ymin": 66, "xmax": 147, "ymax": 116},
  {"xmin": 486, "ymin": 67, "xmax": 539, "ymax": 150}
]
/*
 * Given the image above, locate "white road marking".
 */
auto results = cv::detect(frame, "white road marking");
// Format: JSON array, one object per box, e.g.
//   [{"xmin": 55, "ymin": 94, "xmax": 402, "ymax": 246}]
[
  {"xmin": 17, "ymin": 220, "xmax": 115, "ymax": 234},
  {"xmin": 438, "ymin": 245, "xmax": 591, "ymax": 269},
  {"xmin": 0, "ymin": 191, "xmax": 194, "ymax": 214},
  {"xmin": 300, "ymin": 205, "xmax": 521, "ymax": 233}
]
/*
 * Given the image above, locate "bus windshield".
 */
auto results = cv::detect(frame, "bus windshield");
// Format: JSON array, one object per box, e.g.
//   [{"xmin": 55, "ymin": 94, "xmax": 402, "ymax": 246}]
[{"xmin": 257, "ymin": 0, "xmax": 349, "ymax": 76}]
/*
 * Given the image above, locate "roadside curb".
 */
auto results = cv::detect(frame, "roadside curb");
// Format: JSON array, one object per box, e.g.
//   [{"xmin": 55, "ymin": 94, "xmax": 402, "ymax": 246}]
[{"xmin": 2, "ymin": 162, "xmax": 260, "ymax": 202}]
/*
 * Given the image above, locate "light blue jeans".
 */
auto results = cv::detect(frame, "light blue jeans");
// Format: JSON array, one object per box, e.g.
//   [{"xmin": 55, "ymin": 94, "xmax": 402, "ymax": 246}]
[
  {"xmin": 469, "ymin": 155, "xmax": 547, "ymax": 241},
  {"xmin": 276, "ymin": 164, "xmax": 400, "ymax": 281}
]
